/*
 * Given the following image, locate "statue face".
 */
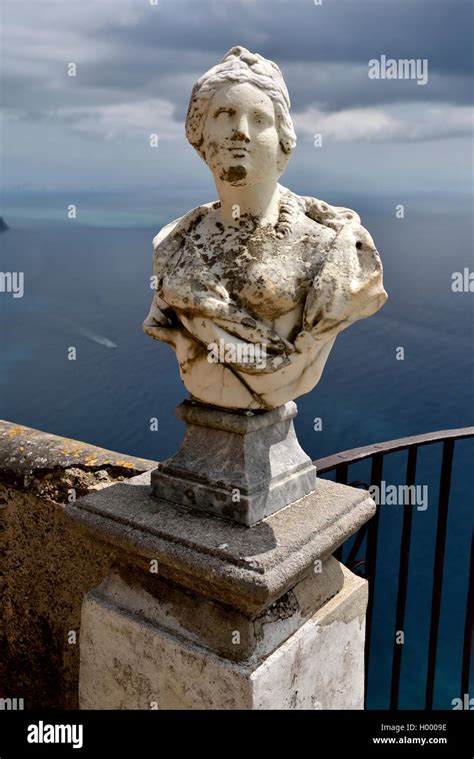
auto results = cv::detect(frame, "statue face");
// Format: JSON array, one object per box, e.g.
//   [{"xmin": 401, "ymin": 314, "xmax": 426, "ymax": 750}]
[{"xmin": 202, "ymin": 81, "xmax": 282, "ymax": 187}]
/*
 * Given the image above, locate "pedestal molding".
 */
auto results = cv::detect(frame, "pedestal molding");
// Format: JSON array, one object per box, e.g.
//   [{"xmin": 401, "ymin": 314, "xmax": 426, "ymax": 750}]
[{"xmin": 67, "ymin": 471, "xmax": 375, "ymax": 616}]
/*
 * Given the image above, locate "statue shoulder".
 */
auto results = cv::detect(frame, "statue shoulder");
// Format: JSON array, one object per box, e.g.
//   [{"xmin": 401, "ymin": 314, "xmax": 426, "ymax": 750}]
[
  {"xmin": 302, "ymin": 197, "xmax": 361, "ymax": 232},
  {"xmin": 151, "ymin": 201, "xmax": 218, "ymax": 278},
  {"xmin": 278, "ymin": 185, "xmax": 361, "ymax": 232},
  {"xmin": 278, "ymin": 186, "xmax": 381, "ymax": 267},
  {"xmin": 152, "ymin": 201, "xmax": 218, "ymax": 252}
]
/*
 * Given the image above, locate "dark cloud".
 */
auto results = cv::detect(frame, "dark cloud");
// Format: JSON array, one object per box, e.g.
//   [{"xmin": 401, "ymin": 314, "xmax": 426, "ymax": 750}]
[
  {"xmin": 3, "ymin": 0, "xmax": 472, "ymax": 149},
  {"xmin": 95, "ymin": 0, "xmax": 473, "ymax": 77},
  {"xmin": 5, "ymin": 0, "xmax": 471, "ymax": 113}
]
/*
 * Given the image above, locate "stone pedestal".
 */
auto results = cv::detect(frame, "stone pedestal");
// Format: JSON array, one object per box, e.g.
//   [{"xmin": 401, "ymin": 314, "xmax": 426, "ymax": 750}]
[
  {"xmin": 151, "ymin": 400, "xmax": 316, "ymax": 526},
  {"xmin": 67, "ymin": 467, "xmax": 376, "ymax": 710}
]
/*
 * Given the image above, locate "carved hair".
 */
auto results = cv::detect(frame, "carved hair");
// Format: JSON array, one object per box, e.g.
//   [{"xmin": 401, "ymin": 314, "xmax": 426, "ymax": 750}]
[{"xmin": 185, "ymin": 46, "xmax": 297, "ymax": 162}]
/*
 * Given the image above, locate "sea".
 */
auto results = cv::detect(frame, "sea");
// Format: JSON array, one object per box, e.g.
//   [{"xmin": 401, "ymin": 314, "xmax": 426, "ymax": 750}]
[{"xmin": 1, "ymin": 191, "xmax": 473, "ymax": 709}]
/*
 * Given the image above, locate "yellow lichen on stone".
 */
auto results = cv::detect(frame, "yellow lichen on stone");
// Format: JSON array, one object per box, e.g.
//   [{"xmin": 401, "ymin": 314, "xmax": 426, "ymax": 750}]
[{"xmin": 7, "ymin": 427, "xmax": 25, "ymax": 437}]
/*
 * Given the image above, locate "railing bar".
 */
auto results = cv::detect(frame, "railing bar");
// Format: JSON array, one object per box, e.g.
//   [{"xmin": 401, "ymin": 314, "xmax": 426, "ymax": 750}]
[
  {"xmin": 314, "ymin": 427, "xmax": 474, "ymax": 474},
  {"xmin": 390, "ymin": 446, "xmax": 418, "ymax": 710},
  {"xmin": 364, "ymin": 452, "xmax": 384, "ymax": 699},
  {"xmin": 347, "ymin": 522, "xmax": 370, "ymax": 568},
  {"xmin": 332, "ymin": 465, "xmax": 349, "ymax": 563},
  {"xmin": 351, "ymin": 559, "xmax": 368, "ymax": 575},
  {"xmin": 461, "ymin": 532, "xmax": 474, "ymax": 698},
  {"xmin": 335, "ymin": 463, "xmax": 348, "ymax": 485},
  {"xmin": 425, "ymin": 439, "xmax": 455, "ymax": 709}
]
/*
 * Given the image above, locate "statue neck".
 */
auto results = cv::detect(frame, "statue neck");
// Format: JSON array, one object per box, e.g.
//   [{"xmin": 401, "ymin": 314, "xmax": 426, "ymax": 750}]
[{"xmin": 214, "ymin": 178, "xmax": 280, "ymax": 227}]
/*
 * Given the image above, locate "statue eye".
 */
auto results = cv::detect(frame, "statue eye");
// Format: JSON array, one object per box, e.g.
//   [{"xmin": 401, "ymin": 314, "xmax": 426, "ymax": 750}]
[
  {"xmin": 214, "ymin": 108, "xmax": 234, "ymax": 119},
  {"xmin": 253, "ymin": 111, "xmax": 272, "ymax": 127}
]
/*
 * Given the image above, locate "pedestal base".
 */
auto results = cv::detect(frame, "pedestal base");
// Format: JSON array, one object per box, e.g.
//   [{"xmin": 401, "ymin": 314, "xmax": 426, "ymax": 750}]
[
  {"xmin": 79, "ymin": 563, "xmax": 366, "ymax": 710},
  {"xmin": 151, "ymin": 400, "xmax": 316, "ymax": 526},
  {"xmin": 67, "ymin": 470, "xmax": 376, "ymax": 710}
]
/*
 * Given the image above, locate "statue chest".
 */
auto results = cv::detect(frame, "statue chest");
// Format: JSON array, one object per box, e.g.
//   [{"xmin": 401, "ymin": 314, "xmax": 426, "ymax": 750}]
[{"xmin": 198, "ymin": 235, "xmax": 323, "ymax": 322}]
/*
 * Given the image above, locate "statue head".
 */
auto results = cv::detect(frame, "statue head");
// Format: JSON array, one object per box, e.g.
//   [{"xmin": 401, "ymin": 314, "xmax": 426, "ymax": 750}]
[{"xmin": 185, "ymin": 46, "xmax": 296, "ymax": 187}]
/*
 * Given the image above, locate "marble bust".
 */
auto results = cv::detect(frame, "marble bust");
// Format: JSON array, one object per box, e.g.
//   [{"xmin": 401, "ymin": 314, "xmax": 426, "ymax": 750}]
[{"xmin": 144, "ymin": 46, "xmax": 388, "ymax": 410}]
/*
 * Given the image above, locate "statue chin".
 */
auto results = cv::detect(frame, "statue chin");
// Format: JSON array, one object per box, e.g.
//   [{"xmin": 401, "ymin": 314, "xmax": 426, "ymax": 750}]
[{"xmin": 219, "ymin": 165, "xmax": 248, "ymax": 184}]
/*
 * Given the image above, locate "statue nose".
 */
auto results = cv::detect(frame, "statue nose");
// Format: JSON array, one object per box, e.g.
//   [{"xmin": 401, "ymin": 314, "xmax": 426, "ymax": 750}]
[{"xmin": 233, "ymin": 116, "xmax": 250, "ymax": 142}]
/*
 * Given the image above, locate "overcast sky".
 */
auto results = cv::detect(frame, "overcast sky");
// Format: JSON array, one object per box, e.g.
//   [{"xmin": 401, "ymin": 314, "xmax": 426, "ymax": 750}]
[{"xmin": 2, "ymin": 0, "xmax": 473, "ymax": 211}]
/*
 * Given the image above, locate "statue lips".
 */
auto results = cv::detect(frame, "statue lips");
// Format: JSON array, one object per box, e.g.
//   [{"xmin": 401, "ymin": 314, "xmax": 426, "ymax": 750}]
[
  {"xmin": 227, "ymin": 145, "xmax": 249, "ymax": 153},
  {"xmin": 223, "ymin": 146, "xmax": 250, "ymax": 181},
  {"xmin": 226, "ymin": 145, "xmax": 250, "ymax": 160}
]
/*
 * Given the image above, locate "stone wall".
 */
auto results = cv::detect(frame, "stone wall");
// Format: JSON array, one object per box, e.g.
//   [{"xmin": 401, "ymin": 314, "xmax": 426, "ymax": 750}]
[{"xmin": 0, "ymin": 421, "xmax": 156, "ymax": 709}]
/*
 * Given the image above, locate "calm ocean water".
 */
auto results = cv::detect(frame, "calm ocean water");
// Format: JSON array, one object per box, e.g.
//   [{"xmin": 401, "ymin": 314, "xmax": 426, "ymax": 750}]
[{"xmin": 1, "ymin": 195, "xmax": 473, "ymax": 708}]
